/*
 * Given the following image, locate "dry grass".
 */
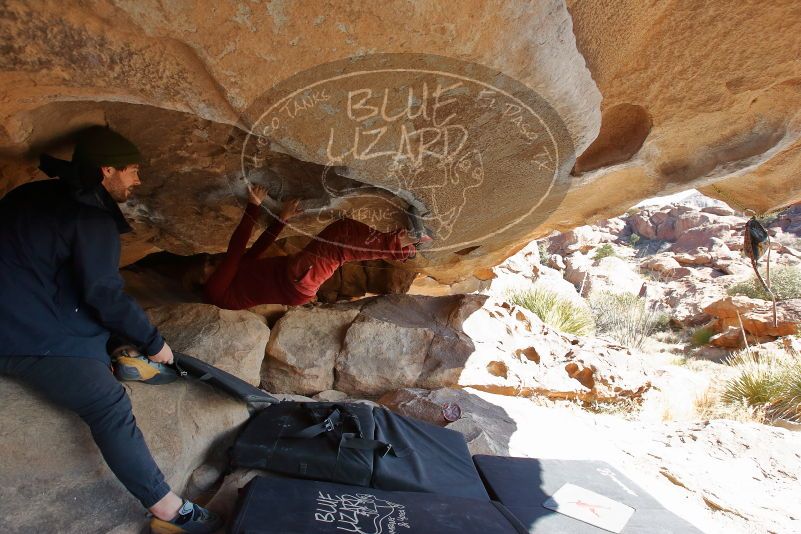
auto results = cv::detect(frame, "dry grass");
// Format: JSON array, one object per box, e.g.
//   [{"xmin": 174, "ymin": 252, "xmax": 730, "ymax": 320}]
[
  {"xmin": 727, "ymin": 265, "xmax": 801, "ymax": 301},
  {"xmin": 506, "ymin": 287, "xmax": 595, "ymax": 336},
  {"xmin": 588, "ymin": 291, "xmax": 669, "ymax": 351}
]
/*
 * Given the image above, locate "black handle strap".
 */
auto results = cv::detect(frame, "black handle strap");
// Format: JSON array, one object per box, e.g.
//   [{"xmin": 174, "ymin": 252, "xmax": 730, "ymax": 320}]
[
  {"xmin": 340, "ymin": 433, "xmax": 412, "ymax": 458},
  {"xmin": 284, "ymin": 409, "xmax": 343, "ymax": 439}
]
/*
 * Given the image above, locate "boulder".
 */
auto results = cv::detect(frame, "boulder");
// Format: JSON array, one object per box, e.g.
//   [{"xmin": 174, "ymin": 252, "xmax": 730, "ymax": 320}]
[
  {"xmin": 670, "ymin": 224, "xmax": 737, "ymax": 253},
  {"xmin": 701, "ymin": 205, "xmax": 736, "ymax": 217},
  {"xmin": 628, "ymin": 210, "xmax": 660, "ymax": 241},
  {"xmin": 337, "ymin": 315, "xmax": 436, "ymax": 395},
  {"xmin": 458, "ymin": 299, "xmax": 652, "ymax": 402},
  {"xmin": 704, "ymin": 296, "xmax": 801, "ymax": 338},
  {"xmin": 662, "ymin": 279, "xmax": 729, "ymax": 327},
  {"xmin": 640, "ymin": 255, "xmax": 694, "ymax": 280},
  {"xmin": 708, "ymin": 326, "xmax": 745, "ymax": 349},
  {"xmin": 566, "ymin": 254, "xmax": 644, "ymax": 297},
  {"xmin": 547, "ymin": 225, "xmax": 617, "ymax": 256},
  {"xmin": 673, "ymin": 212, "xmax": 718, "ymax": 235},
  {"xmin": 378, "ymin": 387, "xmax": 516, "ymax": 455},
  {"xmin": 263, "ymin": 306, "xmax": 360, "ymax": 395},
  {"xmin": 0, "ymin": 376, "xmax": 249, "ymax": 534},
  {"xmin": 147, "ymin": 303, "xmax": 269, "ymax": 386},
  {"xmin": 673, "ymin": 252, "xmax": 713, "ymax": 266},
  {"xmin": 337, "ymin": 295, "xmax": 479, "ymax": 395},
  {"xmin": 3, "ymin": 2, "xmax": 801, "ymax": 285}
]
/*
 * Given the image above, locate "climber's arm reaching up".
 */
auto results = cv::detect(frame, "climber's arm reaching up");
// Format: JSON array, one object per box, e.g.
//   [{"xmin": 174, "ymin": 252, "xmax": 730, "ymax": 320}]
[{"xmin": 244, "ymin": 197, "xmax": 303, "ymax": 259}]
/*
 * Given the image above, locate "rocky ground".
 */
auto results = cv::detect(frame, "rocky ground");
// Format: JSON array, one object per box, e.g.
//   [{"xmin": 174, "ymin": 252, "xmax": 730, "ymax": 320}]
[{"xmin": 2, "ymin": 193, "xmax": 800, "ymax": 534}]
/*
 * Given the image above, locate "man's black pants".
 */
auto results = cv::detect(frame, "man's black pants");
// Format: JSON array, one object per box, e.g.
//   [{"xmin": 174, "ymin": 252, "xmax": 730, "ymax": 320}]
[{"xmin": 0, "ymin": 356, "xmax": 171, "ymax": 508}]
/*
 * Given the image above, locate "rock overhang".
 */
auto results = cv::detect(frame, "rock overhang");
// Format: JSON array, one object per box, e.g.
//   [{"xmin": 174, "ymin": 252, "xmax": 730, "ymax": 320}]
[{"xmin": 2, "ymin": 1, "xmax": 800, "ymax": 286}]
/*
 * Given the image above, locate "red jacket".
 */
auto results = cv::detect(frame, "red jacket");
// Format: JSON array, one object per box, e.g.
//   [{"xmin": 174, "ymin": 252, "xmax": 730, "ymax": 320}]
[{"xmin": 203, "ymin": 203, "xmax": 312, "ymax": 309}]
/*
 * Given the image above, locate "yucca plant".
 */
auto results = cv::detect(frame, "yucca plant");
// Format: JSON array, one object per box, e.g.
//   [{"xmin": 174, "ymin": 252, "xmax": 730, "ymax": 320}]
[
  {"xmin": 723, "ymin": 349, "xmax": 801, "ymax": 422},
  {"xmin": 506, "ymin": 287, "xmax": 594, "ymax": 336}
]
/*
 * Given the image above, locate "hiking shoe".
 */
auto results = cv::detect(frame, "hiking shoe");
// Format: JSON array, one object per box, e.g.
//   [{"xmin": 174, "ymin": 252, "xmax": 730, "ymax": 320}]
[
  {"xmin": 150, "ymin": 500, "xmax": 224, "ymax": 534},
  {"xmin": 112, "ymin": 346, "xmax": 178, "ymax": 385}
]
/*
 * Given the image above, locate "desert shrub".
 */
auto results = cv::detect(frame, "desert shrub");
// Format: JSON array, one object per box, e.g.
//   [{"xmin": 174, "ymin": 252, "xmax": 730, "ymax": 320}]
[
  {"xmin": 588, "ymin": 291, "xmax": 665, "ymax": 350},
  {"xmin": 722, "ymin": 349, "xmax": 801, "ymax": 422},
  {"xmin": 652, "ymin": 312, "xmax": 672, "ymax": 333},
  {"xmin": 592, "ymin": 243, "xmax": 617, "ymax": 261},
  {"xmin": 628, "ymin": 233, "xmax": 641, "ymax": 247},
  {"xmin": 690, "ymin": 326, "xmax": 715, "ymax": 346},
  {"xmin": 506, "ymin": 287, "xmax": 594, "ymax": 336},
  {"xmin": 727, "ymin": 266, "xmax": 801, "ymax": 301},
  {"xmin": 537, "ymin": 242, "xmax": 550, "ymax": 265}
]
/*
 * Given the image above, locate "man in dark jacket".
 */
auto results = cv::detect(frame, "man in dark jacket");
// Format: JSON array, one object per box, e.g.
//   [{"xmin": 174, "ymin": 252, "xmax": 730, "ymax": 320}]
[{"xmin": 0, "ymin": 126, "xmax": 222, "ymax": 534}]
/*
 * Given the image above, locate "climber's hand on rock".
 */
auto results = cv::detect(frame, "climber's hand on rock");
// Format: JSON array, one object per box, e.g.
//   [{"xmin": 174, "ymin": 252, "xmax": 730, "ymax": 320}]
[
  {"xmin": 149, "ymin": 342, "xmax": 174, "ymax": 365},
  {"xmin": 247, "ymin": 183, "xmax": 269, "ymax": 206},
  {"xmin": 280, "ymin": 198, "xmax": 303, "ymax": 221}
]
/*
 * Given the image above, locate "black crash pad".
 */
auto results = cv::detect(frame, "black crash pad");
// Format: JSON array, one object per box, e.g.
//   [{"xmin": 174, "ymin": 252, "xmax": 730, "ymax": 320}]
[
  {"xmin": 473, "ymin": 455, "xmax": 702, "ymax": 533},
  {"xmin": 230, "ymin": 475, "xmax": 527, "ymax": 534}
]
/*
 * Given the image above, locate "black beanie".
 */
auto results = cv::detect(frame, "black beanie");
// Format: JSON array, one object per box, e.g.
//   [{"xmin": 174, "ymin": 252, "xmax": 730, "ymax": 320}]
[{"xmin": 71, "ymin": 126, "xmax": 143, "ymax": 168}]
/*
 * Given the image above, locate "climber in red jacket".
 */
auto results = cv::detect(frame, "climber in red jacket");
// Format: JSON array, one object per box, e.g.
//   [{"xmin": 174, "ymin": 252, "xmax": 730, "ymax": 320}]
[{"xmin": 203, "ymin": 184, "xmax": 428, "ymax": 309}]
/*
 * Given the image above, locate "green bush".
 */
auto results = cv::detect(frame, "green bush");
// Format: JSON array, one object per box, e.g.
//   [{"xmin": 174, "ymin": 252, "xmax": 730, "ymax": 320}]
[
  {"xmin": 691, "ymin": 326, "xmax": 715, "ymax": 346},
  {"xmin": 727, "ymin": 266, "xmax": 801, "ymax": 301},
  {"xmin": 506, "ymin": 287, "xmax": 594, "ymax": 336},
  {"xmin": 723, "ymin": 349, "xmax": 801, "ymax": 422},
  {"xmin": 588, "ymin": 291, "xmax": 665, "ymax": 350},
  {"xmin": 592, "ymin": 244, "xmax": 617, "ymax": 261},
  {"xmin": 628, "ymin": 233, "xmax": 641, "ymax": 247}
]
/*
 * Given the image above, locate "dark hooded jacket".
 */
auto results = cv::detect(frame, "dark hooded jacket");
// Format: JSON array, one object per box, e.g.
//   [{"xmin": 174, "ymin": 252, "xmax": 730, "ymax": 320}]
[{"xmin": 0, "ymin": 156, "xmax": 164, "ymax": 362}]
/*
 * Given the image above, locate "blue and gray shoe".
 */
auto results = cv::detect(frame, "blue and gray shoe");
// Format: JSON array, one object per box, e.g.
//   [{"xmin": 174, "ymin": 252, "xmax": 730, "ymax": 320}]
[{"xmin": 150, "ymin": 499, "xmax": 224, "ymax": 534}]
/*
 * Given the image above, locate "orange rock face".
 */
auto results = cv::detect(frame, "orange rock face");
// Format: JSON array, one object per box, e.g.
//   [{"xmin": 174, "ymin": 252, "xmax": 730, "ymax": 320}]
[{"xmin": 704, "ymin": 296, "xmax": 801, "ymax": 342}]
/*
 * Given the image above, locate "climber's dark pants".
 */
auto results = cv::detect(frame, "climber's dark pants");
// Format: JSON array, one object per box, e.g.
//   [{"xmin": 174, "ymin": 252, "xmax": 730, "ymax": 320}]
[{"xmin": 0, "ymin": 356, "xmax": 171, "ymax": 508}]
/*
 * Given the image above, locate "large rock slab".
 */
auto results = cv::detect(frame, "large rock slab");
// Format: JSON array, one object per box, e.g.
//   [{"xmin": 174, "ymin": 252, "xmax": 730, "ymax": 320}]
[
  {"xmin": 263, "ymin": 306, "xmax": 360, "ymax": 395},
  {"xmin": 337, "ymin": 315, "xmax": 435, "ymax": 396},
  {"xmin": 147, "ymin": 303, "xmax": 270, "ymax": 386},
  {"xmin": 0, "ymin": 376, "xmax": 249, "ymax": 534}
]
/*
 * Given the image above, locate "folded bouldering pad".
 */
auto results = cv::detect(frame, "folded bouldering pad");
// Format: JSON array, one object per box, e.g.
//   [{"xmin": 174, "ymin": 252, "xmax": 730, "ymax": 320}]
[
  {"xmin": 229, "ymin": 401, "xmax": 489, "ymax": 500},
  {"xmin": 174, "ymin": 351, "xmax": 277, "ymax": 409}
]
